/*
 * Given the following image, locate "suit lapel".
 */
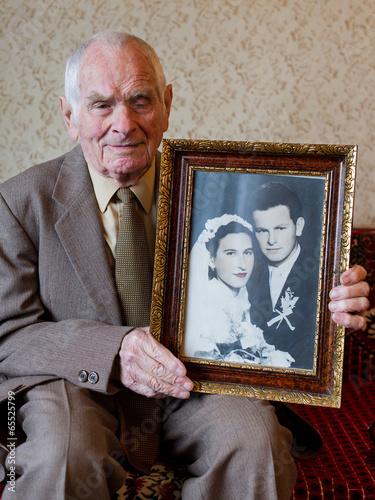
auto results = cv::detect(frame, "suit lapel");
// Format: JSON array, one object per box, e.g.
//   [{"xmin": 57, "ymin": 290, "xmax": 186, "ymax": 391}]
[{"xmin": 52, "ymin": 146, "xmax": 123, "ymax": 326}]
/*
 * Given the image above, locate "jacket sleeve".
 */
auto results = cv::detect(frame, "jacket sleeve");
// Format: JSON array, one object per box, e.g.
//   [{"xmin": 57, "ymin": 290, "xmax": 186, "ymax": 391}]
[{"xmin": 0, "ymin": 190, "xmax": 130, "ymax": 396}]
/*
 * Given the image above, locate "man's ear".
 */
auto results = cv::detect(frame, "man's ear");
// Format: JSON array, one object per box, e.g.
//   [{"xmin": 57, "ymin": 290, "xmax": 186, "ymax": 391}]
[
  {"xmin": 162, "ymin": 84, "xmax": 173, "ymax": 133},
  {"xmin": 60, "ymin": 96, "xmax": 79, "ymax": 142},
  {"xmin": 295, "ymin": 217, "xmax": 305, "ymax": 237}
]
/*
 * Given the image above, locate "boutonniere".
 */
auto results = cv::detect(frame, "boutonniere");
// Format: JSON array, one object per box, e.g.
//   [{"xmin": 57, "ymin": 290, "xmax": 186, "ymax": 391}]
[{"xmin": 267, "ymin": 287, "xmax": 299, "ymax": 331}]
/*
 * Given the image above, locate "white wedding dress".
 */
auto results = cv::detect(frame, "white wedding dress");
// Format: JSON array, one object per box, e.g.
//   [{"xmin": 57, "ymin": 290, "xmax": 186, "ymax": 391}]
[{"xmin": 183, "ymin": 277, "xmax": 265, "ymax": 358}]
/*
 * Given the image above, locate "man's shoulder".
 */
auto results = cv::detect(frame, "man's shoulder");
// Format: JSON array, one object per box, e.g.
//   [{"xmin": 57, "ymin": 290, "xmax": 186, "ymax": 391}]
[
  {"xmin": 0, "ymin": 146, "xmax": 88, "ymax": 212},
  {"xmin": 284, "ymin": 247, "xmax": 320, "ymax": 300},
  {"xmin": 289, "ymin": 247, "xmax": 319, "ymax": 280},
  {"xmin": 0, "ymin": 146, "xmax": 85, "ymax": 195}
]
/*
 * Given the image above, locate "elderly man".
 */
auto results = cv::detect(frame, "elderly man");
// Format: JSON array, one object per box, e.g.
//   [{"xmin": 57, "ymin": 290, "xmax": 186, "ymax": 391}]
[{"xmin": 0, "ymin": 31, "xmax": 369, "ymax": 500}]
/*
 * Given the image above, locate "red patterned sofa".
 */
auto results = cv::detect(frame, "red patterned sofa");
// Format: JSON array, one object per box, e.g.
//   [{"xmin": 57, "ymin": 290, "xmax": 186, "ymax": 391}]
[
  {"xmin": 1, "ymin": 229, "xmax": 375, "ymax": 499},
  {"xmin": 291, "ymin": 229, "xmax": 375, "ymax": 499}
]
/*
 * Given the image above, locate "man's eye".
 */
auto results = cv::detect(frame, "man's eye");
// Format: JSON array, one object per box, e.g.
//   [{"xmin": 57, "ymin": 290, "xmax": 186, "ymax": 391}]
[
  {"xmin": 96, "ymin": 102, "xmax": 111, "ymax": 109},
  {"xmin": 90, "ymin": 103, "xmax": 111, "ymax": 113},
  {"xmin": 133, "ymin": 98, "xmax": 150, "ymax": 109}
]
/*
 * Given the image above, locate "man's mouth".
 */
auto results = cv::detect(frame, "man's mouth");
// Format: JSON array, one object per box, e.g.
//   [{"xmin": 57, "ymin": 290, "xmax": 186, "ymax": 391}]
[{"xmin": 107, "ymin": 143, "xmax": 139, "ymax": 149}]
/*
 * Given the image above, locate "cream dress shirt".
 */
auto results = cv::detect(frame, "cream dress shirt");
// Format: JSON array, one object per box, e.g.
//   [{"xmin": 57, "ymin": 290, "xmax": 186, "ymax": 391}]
[{"xmin": 87, "ymin": 160, "xmax": 157, "ymax": 269}]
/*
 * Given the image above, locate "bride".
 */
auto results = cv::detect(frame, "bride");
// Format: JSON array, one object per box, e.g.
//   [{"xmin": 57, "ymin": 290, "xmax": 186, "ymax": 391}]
[{"xmin": 182, "ymin": 214, "xmax": 294, "ymax": 367}]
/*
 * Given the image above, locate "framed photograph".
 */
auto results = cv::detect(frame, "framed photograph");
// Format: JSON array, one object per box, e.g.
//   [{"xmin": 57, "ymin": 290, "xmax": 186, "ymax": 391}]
[{"xmin": 150, "ymin": 139, "xmax": 357, "ymax": 407}]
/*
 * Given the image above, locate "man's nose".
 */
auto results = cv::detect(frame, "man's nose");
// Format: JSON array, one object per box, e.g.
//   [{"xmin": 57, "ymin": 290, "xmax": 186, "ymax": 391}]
[{"xmin": 112, "ymin": 104, "xmax": 137, "ymax": 135}]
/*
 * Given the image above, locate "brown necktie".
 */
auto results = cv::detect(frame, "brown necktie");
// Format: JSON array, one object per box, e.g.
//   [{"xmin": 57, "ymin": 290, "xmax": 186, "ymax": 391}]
[
  {"xmin": 115, "ymin": 187, "xmax": 161, "ymax": 473},
  {"xmin": 115, "ymin": 187, "xmax": 152, "ymax": 326}
]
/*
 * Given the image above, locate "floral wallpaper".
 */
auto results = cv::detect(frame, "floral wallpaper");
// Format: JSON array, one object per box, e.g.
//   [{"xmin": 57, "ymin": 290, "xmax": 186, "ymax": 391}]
[{"xmin": 1, "ymin": 0, "xmax": 375, "ymax": 227}]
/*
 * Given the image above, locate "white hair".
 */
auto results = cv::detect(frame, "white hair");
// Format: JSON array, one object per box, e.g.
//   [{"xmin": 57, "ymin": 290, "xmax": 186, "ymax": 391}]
[{"xmin": 64, "ymin": 31, "xmax": 167, "ymax": 120}]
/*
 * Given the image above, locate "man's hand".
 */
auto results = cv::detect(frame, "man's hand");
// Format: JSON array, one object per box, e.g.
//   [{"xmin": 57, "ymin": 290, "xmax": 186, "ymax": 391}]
[
  {"xmin": 118, "ymin": 327, "xmax": 194, "ymax": 399},
  {"xmin": 329, "ymin": 265, "xmax": 370, "ymax": 330}
]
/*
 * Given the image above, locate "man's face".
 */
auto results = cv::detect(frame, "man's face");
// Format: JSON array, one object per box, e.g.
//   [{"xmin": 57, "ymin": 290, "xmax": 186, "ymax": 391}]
[
  {"xmin": 252, "ymin": 205, "xmax": 304, "ymax": 267},
  {"xmin": 62, "ymin": 41, "xmax": 172, "ymax": 186}
]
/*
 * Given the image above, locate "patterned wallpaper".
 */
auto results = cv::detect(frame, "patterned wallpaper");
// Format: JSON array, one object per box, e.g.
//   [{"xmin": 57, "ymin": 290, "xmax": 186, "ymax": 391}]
[{"xmin": 1, "ymin": 0, "xmax": 375, "ymax": 227}]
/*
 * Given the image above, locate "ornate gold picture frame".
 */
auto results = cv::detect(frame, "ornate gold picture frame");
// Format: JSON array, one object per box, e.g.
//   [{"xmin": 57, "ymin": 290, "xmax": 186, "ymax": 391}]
[{"xmin": 150, "ymin": 139, "xmax": 357, "ymax": 408}]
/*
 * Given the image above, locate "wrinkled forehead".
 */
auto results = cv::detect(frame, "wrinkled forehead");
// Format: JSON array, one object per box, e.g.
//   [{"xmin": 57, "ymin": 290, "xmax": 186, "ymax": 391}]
[{"xmin": 78, "ymin": 40, "xmax": 159, "ymax": 94}]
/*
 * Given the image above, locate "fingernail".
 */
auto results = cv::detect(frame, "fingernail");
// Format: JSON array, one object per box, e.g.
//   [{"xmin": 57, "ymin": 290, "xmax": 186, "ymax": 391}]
[
  {"xmin": 179, "ymin": 390, "xmax": 190, "ymax": 399},
  {"xmin": 341, "ymin": 275, "xmax": 351, "ymax": 285},
  {"xmin": 330, "ymin": 289, "xmax": 340, "ymax": 299},
  {"xmin": 183, "ymin": 380, "xmax": 193, "ymax": 390},
  {"xmin": 332, "ymin": 312, "xmax": 343, "ymax": 324}
]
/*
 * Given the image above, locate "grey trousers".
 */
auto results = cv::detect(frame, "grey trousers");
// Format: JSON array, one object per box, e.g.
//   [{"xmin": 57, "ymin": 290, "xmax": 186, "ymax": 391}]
[{"xmin": 3, "ymin": 380, "xmax": 297, "ymax": 500}]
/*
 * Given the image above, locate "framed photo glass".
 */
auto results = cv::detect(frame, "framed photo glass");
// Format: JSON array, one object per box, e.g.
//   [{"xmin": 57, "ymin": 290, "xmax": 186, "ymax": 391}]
[{"xmin": 150, "ymin": 140, "xmax": 357, "ymax": 407}]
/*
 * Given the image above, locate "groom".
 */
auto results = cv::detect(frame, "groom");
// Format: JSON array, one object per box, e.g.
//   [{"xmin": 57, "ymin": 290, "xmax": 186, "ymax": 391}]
[{"xmin": 248, "ymin": 182, "xmax": 320, "ymax": 369}]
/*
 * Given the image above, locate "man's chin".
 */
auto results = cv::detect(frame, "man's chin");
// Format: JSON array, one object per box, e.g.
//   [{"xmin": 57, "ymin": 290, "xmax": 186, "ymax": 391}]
[
  {"xmin": 103, "ymin": 161, "xmax": 150, "ymax": 185},
  {"xmin": 266, "ymin": 253, "xmax": 284, "ymax": 265}
]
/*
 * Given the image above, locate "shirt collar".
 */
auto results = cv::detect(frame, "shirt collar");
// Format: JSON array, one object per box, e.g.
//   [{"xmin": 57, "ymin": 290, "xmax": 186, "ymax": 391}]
[{"xmin": 87, "ymin": 159, "xmax": 156, "ymax": 214}]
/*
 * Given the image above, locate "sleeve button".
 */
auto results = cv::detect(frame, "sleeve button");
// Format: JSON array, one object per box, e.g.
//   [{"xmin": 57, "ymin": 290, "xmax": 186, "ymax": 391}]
[
  {"xmin": 88, "ymin": 371, "xmax": 99, "ymax": 384},
  {"xmin": 78, "ymin": 370, "xmax": 88, "ymax": 383}
]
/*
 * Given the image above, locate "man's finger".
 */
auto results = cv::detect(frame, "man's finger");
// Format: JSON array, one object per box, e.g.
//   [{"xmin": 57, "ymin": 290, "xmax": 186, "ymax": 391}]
[
  {"xmin": 120, "ymin": 360, "xmax": 192, "ymax": 399},
  {"xmin": 329, "ymin": 281, "xmax": 370, "ymax": 301},
  {"xmin": 140, "ymin": 331, "xmax": 187, "ymax": 377},
  {"xmin": 340, "ymin": 264, "xmax": 367, "ymax": 286},
  {"xmin": 331, "ymin": 311, "xmax": 366, "ymax": 331},
  {"xmin": 329, "ymin": 296, "xmax": 370, "ymax": 314},
  {"xmin": 119, "ymin": 328, "xmax": 193, "ymax": 398}
]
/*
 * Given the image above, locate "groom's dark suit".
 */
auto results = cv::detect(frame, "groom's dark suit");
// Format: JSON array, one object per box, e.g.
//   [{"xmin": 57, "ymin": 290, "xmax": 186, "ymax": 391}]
[{"xmin": 249, "ymin": 250, "xmax": 320, "ymax": 370}]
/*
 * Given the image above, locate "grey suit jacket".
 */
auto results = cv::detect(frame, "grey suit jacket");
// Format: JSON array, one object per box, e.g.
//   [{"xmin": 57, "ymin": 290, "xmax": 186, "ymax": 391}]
[{"xmin": 0, "ymin": 145, "xmax": 157, "ymax": 403}]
